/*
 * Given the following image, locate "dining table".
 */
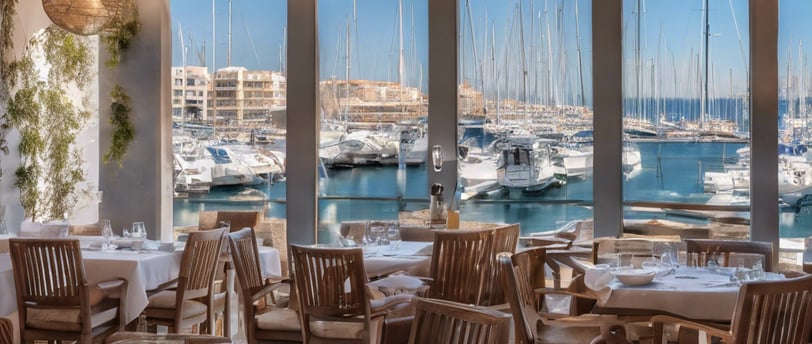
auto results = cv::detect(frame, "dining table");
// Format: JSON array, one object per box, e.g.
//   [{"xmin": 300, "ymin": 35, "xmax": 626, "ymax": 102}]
[
  {"xmin": 361, "ymin": 240, "xmax": 433, "ymax": 279},
  {"xmin": 0, "ymin": 240, "xmax": 282, "ymax": 325},
  {"xmin": 584, "ymin": 265, "xmax": 784, "ymax": 322}
]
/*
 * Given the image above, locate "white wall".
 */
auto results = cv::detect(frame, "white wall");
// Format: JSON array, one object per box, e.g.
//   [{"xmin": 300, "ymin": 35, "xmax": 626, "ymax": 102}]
[{"xmin": 0, "ymin": 1, "xmax": 101, "ymax": 231}]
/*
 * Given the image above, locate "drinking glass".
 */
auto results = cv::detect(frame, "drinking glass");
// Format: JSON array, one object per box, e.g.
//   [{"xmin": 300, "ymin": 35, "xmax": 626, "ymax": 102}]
[
  {"xmin": 101, "ymin": 219, "xmax": 113, "ymax": 245},
  {"xmin": 386, "ymin": 224, "xmax": 401, "ymax": 250},
  {"xmin": 131, "ymin": 221, "xmax": 146, "ymax": 251}
]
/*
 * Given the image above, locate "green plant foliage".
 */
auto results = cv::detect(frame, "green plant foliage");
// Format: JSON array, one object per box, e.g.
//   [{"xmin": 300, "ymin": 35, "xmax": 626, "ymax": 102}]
[
  {"xmin": 4, "ymin": 27, "xmax": 90, "ymax": 222},
  {"xmin": 42, "ymin": 27, "xmax": 91, "ymax": 87},
  {"xmin": 101, "ymin": 5, "xmax": 140, "ymax": 68},
  {"xmin": 104, "ymin": 84, "xmax": 134, "ymax": 166},
  {"xmin": 0, "ymin": 0, "xmax": 17, "ymax": 83}
]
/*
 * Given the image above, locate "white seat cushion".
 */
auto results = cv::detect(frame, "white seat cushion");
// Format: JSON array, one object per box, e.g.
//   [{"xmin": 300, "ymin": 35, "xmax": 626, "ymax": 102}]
[
  {"xmin": 145, "ymin": 290, "xmax": 207, "ymax": 320},
  {"xmin": 27, "ymin": 304, "xmax": 118, "ymax": 332},
  {"xmin": 255, "ymin": 308, "xmax": 301, "ymax": 332}
]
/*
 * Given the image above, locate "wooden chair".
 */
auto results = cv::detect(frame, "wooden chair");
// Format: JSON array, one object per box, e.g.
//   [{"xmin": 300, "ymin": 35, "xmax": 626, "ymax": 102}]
[
  {"xmin": 396, "ymin": 226, "xmax": 434, "ymax": 242},
  {"xmin": 428, "ymin": 229, "xmax": 493, "ymax": 305},
  {"xmin": 199, "ymin": 210, "xmax": 260, "ymax": 232},
  {"xmin": 69, "ymin": 222, "xmax": 102, "ymax": 236},
  {"xmin": 650, "ymin": 274, "xmax": 812, "ymax": 344},
  {"xmin": 289, "ymin": 244, "xmax": 412, "ymax": 344},
  {"xmin": 592, "ymin": 238, "xmax": 657, "ymax": 267},
  {"xmin": 499, "ymin": 248, "xmax": 634, "ymax": 344},
  {"xmin": 228, "ymin": 228, "xmax": 301, "ymax": 343},
  {"xmin": 145, "ymin": 228, "xmax": 225, "ymax": 334},
  {"xmin": 0, "ymin": 314, "xmax": 18, "ymax": 344},
  {"xmin": 106, "ymin": 331, "xmax": 232, "ymax": 343},
  {"xmin": 684, "ymin": 239, "xmax": 774, "ymax": 271},
  {"xmin": 407, "ymin": 297, "xmax": 511, "ymax": 344},
  {"xmin": 9, "ymin": 238, "xmax": 128, "ymax": 344},
  {"xmin": 481, "ymin": 223, "xmax": 520, "ymax": 307}
]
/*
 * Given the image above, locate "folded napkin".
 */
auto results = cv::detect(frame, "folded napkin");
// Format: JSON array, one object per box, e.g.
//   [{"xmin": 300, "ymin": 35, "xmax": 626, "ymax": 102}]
[{"xmin": 584, "ymin": 264, "xmax": 614, "ymax": 304}]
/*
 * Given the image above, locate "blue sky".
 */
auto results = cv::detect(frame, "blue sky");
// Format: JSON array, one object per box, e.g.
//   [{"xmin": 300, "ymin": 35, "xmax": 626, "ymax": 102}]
[{"xmin": 170, "ymin": 1, "xmax": 808, "ymax": 101}]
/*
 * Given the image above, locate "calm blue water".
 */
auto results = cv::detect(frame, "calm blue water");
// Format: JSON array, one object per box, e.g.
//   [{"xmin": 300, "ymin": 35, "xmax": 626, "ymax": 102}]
[{"xmin": 174, "ymin": 140, "xmax": 812, "ymax": 240}]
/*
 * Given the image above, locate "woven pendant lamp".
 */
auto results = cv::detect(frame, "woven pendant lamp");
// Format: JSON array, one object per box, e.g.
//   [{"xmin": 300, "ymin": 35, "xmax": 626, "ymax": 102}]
[{"xmin": 41, "ymin": 0, "xmax": 115, "ymax": 36}]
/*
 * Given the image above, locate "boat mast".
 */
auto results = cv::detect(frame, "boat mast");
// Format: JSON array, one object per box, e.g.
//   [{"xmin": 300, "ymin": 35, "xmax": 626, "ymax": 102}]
[
  {"xmin": 345, "ymin": 20, "xmax": 351, "ymax": 128},
  {"xmin": 702, "ymin": 0, "xmax": 709, "ymax": 126},
  {"xmin": 180, "ymin": 23, "xmax": 187, "ymax": 134},
  {"xmin": 212, "ymin": 0, "xmax": 217, "ymax": 134},
  {"xmin": 464, "ymin": 0, "xmax": 484, "ymax": 114},
  {"xmin": 227, "ymin": 0, "xmax": 232, "ymax": 66},
  {"xmin": 634, "ymin": 0, "xmax": 642, "ymax": 123},
  {"xmin": 518, "ymin": 0, "xmax": 529, "ymax": 123},
  {"xmin": 398, "ymin": 0, "xmax": 405, "ymax": 121},
  {"xmin": 574, "ymin": 0, "xmax": 585, "ymax": 107}
]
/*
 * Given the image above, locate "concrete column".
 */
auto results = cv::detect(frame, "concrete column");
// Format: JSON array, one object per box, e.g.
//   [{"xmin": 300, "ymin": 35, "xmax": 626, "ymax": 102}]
[
  {"xmin": 428, "ymin": 0, "xmax": 458, "ymax": 203},
  {"xmin": 99, "ymin": 0, "xmax": 173, "ymax": 241},
  {"xmin": 592, "ymin": 0, "xmax": 624, "ymax": 238},
  {"xmin": 749, "ymin": 0, "xmax": 778, "ymax": 248},
  {"xmin": 286, "ymin": 0, "xmax": 319, "ymax": 245}
]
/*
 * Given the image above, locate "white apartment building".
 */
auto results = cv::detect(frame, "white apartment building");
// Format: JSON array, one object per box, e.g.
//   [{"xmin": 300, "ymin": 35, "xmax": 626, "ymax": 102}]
[
  {"xmin": 171, "ymin": 66, "xmax": 210, "ymax": 122},
  {"xmin": 209, "ymin": 66, "xmax": 287, "ymax": 126}
]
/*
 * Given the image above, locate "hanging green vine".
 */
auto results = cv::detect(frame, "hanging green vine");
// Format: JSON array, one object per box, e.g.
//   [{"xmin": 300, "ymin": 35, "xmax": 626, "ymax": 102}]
[
  {"xmin": 104, "ymin": 85, "xmax": 134, "ymax": 166},
  {"xmin": 101, "ymin": 4, "xmax": 140, "ymax": 68},
  {"xmin": 101, "ymin": 1, "xmax": 139, "ymax": 167},
  {"xmin": 4, "ymin": 26, "xmax": 90, "ymax": 222},
  {"xmin": 0, "ymin": 0, "xmax": 18, "ymax": 225},
  {"xmin": 0, "ymin": 0, "xmax": 17, "ymax": 86}
]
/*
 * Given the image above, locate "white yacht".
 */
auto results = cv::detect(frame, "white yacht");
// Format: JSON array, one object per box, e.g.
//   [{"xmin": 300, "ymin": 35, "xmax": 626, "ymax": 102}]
[{"xmin": 495, "ymin": 136, "xmax": 560, "ymax": 192}]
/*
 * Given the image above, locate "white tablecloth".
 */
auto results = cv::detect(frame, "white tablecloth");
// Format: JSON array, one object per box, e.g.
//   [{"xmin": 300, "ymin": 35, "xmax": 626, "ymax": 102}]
[
  {"xmin": 364, "ymin": 241, "xmax": 433, "ymax": 278},
  {"xmin": 82, "ymin": 250, "xmax": 184, "ymax": 323},
  {"xmin": 258, "ymin": 246, "xmax": 282, "ymax": 278},
  {"xmin": 587, "ymin": 267, "xmax": 745, "ymax": 321}
]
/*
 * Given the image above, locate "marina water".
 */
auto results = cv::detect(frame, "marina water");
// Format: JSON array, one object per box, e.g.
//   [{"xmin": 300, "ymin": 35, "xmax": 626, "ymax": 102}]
[{"xmin": 174, "ymin": 139, "xmax": 812, "ymax": 239}]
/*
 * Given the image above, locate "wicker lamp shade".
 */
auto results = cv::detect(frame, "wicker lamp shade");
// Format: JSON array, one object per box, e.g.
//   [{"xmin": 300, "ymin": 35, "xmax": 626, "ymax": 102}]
[{"xmin": 42, "ymin": 0, "xmax": 116, "ymax": 36}]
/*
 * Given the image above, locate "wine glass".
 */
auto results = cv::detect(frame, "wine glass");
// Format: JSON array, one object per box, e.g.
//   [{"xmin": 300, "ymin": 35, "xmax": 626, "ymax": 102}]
[
  {"xmin": 131, "ymin": 221, "xmax": 146, "ymax": 252},
  {"xmin": 385, "ymin": 224, "xmax": 401, "ymax": 250},
  {"xmin": 101, "ymin": 219, "xmax": 114, "ymax": 250}
]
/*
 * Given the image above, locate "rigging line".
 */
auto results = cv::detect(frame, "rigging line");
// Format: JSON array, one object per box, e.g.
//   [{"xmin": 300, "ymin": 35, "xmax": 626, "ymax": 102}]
[{"xmin": 240, "ymin": 13, "xmax": 263, "ymax": 70}]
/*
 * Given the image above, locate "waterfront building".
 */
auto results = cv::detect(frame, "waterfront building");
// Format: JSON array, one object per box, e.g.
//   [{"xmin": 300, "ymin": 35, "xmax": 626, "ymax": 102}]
[
  {"xmin": 209, "ymin": 67, "xmax": 287, "ymax": 127},
  {"xmin": 171, "ymin": 66, "xmax": 209, "ymax": 122}
]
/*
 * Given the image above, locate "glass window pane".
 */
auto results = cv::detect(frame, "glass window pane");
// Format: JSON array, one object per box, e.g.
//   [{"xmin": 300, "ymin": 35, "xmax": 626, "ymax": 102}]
[
  {"xmin": 171, "ymin": 0, "xmax": 288, "ymax": 234},
  {"xmin": 317, "ymin": 1, "xmax": 429, "ymax": 244},
  {"xmin": 622, "ymin": 0, "xmax": 750, "ymax": 239},
  {"xmin": 457, "ymin": 0, "xmax": 593, "ymax": 235},
  {"xmin": 779, "ymin": 1, "xmax": 812, "ymax": 252}
]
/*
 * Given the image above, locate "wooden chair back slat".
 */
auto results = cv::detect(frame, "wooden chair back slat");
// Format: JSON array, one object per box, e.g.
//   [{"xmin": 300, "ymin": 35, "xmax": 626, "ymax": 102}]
[
  {"xmin": 499, "ymin": 249, "xmax": 546, "ymax": 344},
  {"xmin": 408, "ymin": 297, "xmax": 511, "ymax": 344},
  {"xmin": 429, "ymin": 229, "xmax": 493, "ymax": 305},
  {"xmin": 8, "ymin": 238, "xmax": 124, "ymax": 342},
  {"xmin": 200, "ymin": 211, "xmax": 260, "ymax": 232},
  {"xmin": 729, "ymin": 275, "xmax": 812, "ymax": 343},
  {"xmin": 684, "ymin": 239, "xmax": 774, "ymax": 271},
  {"xmin": 228, "ymin": 228, "xmax": 265, "ymax": 292},
  {"xmin": 482, "ymin": 224, "xmax": 520, "ymax": 306},
  {"xmin": 10, "ymin": 239, "xmax": 85, "ymax": 306},
  {"xmin": 177, "ymin": 229, "xmax": 225, "ymax": 302},
  {"xmin": 289, "ymin": 245, "xmax": 368, "ymax": 318}
]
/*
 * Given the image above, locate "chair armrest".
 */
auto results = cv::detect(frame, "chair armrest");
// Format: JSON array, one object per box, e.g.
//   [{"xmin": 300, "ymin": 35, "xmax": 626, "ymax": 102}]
[
  {"xmin": 95, "ymin": 278, "xmax": 129, "ymax": 331},
  {"xmin": 649, "ymin": 315, "xmax": 731, "ymax": 341},
  {"xmin": 250, "ymin": 280, "xmax": 287, "ymax": 304},
  {"xmin": 146, "ymin": 278, "xmax": 179, "ymax": 296},
  {"xmin": 535, "ymin": 287, "xmax": 597, "ymax": 301}
]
